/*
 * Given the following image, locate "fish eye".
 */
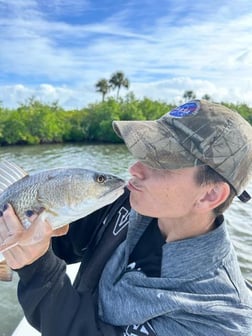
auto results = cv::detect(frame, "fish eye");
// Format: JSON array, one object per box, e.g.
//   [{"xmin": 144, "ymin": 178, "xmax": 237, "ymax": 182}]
[{"xmin": 96, "ymin": 174, "xmax": 106, "ymax": 183}]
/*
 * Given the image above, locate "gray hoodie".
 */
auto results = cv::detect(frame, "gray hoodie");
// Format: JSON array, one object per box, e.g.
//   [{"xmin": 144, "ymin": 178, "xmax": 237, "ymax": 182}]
[{"xmin": 99, "ymin": 210, "xmax": 252, "ymax": 335}]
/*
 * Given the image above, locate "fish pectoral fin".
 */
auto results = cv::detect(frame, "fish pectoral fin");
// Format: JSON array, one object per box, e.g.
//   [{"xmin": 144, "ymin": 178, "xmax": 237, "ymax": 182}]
[
  {"xmin": 0, "ymin": 160, "xmax": 28, "ymax": 194},
  {"xmin": 37, "ymin": 207, "xmax": 60, "ymax": 227},
  {"xmin": 46, "ymin": 208, "xmax": 59, "ymax": 216},
  {"xmin": 0, "ymin": 260, "xmax": 13, "ymax": 282},
  {"xmin": 38, "ymin": 207, "xmax": 59, "ymax": 218}
]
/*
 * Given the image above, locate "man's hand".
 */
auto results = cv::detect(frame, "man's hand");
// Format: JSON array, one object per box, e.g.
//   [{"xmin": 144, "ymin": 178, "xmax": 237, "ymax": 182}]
[{"xmin": 0, "ymin": 204, "xmax": 69, "ymax": 269}]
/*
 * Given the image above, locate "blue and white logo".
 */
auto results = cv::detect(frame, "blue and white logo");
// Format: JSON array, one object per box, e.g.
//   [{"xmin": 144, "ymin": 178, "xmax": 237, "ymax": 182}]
[
  {"xmin": 112, "ymin": 206, "xmax": 129, "ymax": 236},
  {"xmin": 169, "ymin": 101, "xmax": 200, "ymax": 118},
  {"xmin": 124, "ymin": 322, "xmax": 156, "ymax": 336}
]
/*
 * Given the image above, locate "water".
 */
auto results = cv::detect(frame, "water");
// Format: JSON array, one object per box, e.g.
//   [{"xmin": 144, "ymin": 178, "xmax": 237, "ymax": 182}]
[{"xmin": 0, "ymin": 143, "xmax": 251, "ymax": 336}]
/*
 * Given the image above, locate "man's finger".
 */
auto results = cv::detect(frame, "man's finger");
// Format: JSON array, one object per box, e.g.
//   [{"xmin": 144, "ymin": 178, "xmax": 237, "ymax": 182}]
[
  {"xmin": 52, "ymin": 224, "xmax": 69, "ymax": 237},
  {"xmin": 17, "ymin": 215, "xmax": 53, "ymax": 246},
  {"xmin": 0, "ymin": 240, "xmax": 19, "ymax": 253},
  {"xmin": 0, "ymin": 215, "xmax": 8, "ymax": 242},
  {"xmin": 0, "ymin": 204, "xmax": 20, "ymax": 241},
  {"xmin": 1, "ymin": 204, "xmax": 24, "ymax": 233}
]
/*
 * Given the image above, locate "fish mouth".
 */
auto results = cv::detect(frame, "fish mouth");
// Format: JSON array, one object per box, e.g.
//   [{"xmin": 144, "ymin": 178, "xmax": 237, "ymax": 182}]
[
  {"xmin": 103, "ymin": 183, "xmax": 126, "ymax": 199},
  {"xmin": 111, "ymin": 182, "xmax": 127, "ymax": 194}
]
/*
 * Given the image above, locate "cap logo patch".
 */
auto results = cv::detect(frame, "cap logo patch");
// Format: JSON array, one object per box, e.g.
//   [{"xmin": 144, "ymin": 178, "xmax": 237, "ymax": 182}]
[{"xmin": 169, "ymin": 101, "xmax": 200, "ymax": 118}]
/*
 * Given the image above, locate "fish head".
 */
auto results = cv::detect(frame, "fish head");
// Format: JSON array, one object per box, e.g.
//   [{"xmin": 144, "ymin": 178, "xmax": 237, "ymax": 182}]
[
  {"xmin": 38, "ymin": 168, "xmax": 126, "ymax": 228},
  {"xmin": 66, "ymin": 169, "xmax": 126, "ymax": 206}
]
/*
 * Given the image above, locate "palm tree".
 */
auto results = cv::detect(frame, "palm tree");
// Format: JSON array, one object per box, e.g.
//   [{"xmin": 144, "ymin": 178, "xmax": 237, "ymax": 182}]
[
  {"xmin": 183, "ymin": 90, "xmax": 196, "ymax": 101},
  {"xmin": 202, "ymin": 94, "xmax": 211, "ymax": 101},
  {"xmin": 109, "ymin": 71, "xmax": 130, "ymax": 99},
  {"xmin": 95, "ymin": 79, "xmax": 110, "ymax": 102}
]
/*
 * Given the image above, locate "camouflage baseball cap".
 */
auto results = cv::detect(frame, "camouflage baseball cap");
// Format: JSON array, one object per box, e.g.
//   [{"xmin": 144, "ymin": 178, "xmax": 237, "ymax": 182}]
[{"xmin": 113, "ymin": 100, "xmax": 252, "ymax": 201}]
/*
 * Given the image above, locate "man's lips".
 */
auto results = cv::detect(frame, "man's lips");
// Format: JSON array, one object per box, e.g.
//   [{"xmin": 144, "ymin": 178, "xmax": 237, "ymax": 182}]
[{"xmin": 127, "ymin": 180, "xmax": 142, "ymax": 192}]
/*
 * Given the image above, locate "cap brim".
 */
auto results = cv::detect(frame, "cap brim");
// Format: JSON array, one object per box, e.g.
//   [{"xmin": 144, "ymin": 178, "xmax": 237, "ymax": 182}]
[{"xmin": 113, "ymin": 120, "xmax": 202, "ymax": 170}]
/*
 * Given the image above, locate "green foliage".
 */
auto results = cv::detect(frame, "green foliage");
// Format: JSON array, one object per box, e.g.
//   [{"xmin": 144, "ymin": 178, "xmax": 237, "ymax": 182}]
[
  {"xmin": 84, "ymin": 98, "xmax": 122, "ymax": 142},
  {"xmin": 0, "ymin": 100, "xmax": 69, "ymax": 145},
  {"xmin": 223, "ymin": 103, "xmax": 252, "ymax": 124},
  {"xmin": 0, "ymin": 96, "xmax": 251, "ymax": 146},
  {"xmin": 62, "ymin": 109, "xmax": 89, "ymax": 142},
  {"xmin": 137, "ymin": 96, "xmax": 174, "ymax": 120}
]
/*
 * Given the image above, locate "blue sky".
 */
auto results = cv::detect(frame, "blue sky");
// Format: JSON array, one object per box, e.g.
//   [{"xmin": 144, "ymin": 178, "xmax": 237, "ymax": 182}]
[{"xmin": 1, "ymin": 0, "xmax": 252, "ymax": 109}]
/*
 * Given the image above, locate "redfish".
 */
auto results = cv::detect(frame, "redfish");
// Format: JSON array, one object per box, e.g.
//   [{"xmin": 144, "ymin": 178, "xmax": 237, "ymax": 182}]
[{"xmin": 0, "ymin": 161, "xmax": 125, "ymax": 280}]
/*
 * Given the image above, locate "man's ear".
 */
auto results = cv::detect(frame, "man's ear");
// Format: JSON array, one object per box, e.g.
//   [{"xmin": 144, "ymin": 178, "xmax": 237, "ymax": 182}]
[{"xmin": 196, "ymin": 182, "xmax": 230, "ymax": 211}]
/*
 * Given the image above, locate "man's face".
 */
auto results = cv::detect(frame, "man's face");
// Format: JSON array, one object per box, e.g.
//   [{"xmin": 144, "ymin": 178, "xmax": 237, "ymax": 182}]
[{"xmin": 127, "ymin": 161, "xmax": 206, "ymax": 220}]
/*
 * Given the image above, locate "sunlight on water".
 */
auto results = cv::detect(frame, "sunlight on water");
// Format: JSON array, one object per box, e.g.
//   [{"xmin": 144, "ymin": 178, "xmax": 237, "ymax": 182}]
[
  {"xmin": 0, "ymin": 143, "xmax": 251, "ymax": 336},
  {"xmin": 0, "ymin": 143, "xmax": 135, "ymax": 179}
]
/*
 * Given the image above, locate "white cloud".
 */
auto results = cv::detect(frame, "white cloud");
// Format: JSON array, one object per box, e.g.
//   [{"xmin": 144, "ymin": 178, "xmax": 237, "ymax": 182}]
[
  {"xmin": 132, "ymin": 77, "xmax": 252, "ymax": 106},
  {"xmin": 0, "ymin": 83, "xmax": 97, "ymax": 109},
  {"xmin": 0, "ymin": 0, "xmax": 252, "ymax": 108}
]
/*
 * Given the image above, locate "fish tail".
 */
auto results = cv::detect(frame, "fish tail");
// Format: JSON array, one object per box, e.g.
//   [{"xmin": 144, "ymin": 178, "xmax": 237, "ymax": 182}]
[{"xmin": 0, "ymin": 260, "xmax": 13, "ymax": 281}]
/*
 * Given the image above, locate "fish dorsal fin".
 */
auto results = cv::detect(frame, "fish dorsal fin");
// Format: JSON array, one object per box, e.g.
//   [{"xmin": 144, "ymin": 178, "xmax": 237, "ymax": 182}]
[{"xmin": 0, "ymin": 160, "xmax": 28, "ymax": 194}]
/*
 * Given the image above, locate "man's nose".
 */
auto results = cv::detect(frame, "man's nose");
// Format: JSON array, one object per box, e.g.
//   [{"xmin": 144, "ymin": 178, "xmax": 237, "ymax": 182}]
[{"xmin": 129, "ymin": 161, "xmax": 145, "ymax": 177}]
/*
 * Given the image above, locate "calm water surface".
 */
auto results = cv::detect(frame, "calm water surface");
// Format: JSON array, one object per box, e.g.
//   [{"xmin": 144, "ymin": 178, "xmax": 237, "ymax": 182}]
[{"xmin": 0, "ymin": 143, "xmax": 251, "ymax": 336}]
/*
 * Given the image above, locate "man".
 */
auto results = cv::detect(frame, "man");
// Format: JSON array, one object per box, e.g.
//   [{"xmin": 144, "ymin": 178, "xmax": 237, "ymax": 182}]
[{"xmin": 0, "ymin": 100, "xmax": 252, "ymax": 335}]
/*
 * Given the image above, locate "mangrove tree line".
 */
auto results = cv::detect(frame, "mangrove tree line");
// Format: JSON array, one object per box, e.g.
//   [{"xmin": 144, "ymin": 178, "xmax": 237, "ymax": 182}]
[{"xmin": 0, "ymin": 93, "xmax": 251, "ymax": 146}]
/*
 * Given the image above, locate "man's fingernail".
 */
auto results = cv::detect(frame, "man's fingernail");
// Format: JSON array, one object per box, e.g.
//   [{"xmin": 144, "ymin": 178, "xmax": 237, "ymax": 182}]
[
  {"xmin": 3, "ymin": 204, "xmax": 8, "ymax": 211},
  {"xmin": 25, "ymin": 210, "xmax": 34, "ymax": 217}
]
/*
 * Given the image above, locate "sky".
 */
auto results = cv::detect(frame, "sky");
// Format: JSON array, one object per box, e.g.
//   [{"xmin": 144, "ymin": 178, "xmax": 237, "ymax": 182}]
[{"xmin": 1, "ymin": 0, "xmax": 252, "ymax": 109}]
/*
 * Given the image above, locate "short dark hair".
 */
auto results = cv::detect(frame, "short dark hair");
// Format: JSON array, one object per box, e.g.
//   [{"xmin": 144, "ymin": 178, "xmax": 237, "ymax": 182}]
[{"xmin": 195, "ymin": 165, "xmax": 236, "ymax": 216}]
